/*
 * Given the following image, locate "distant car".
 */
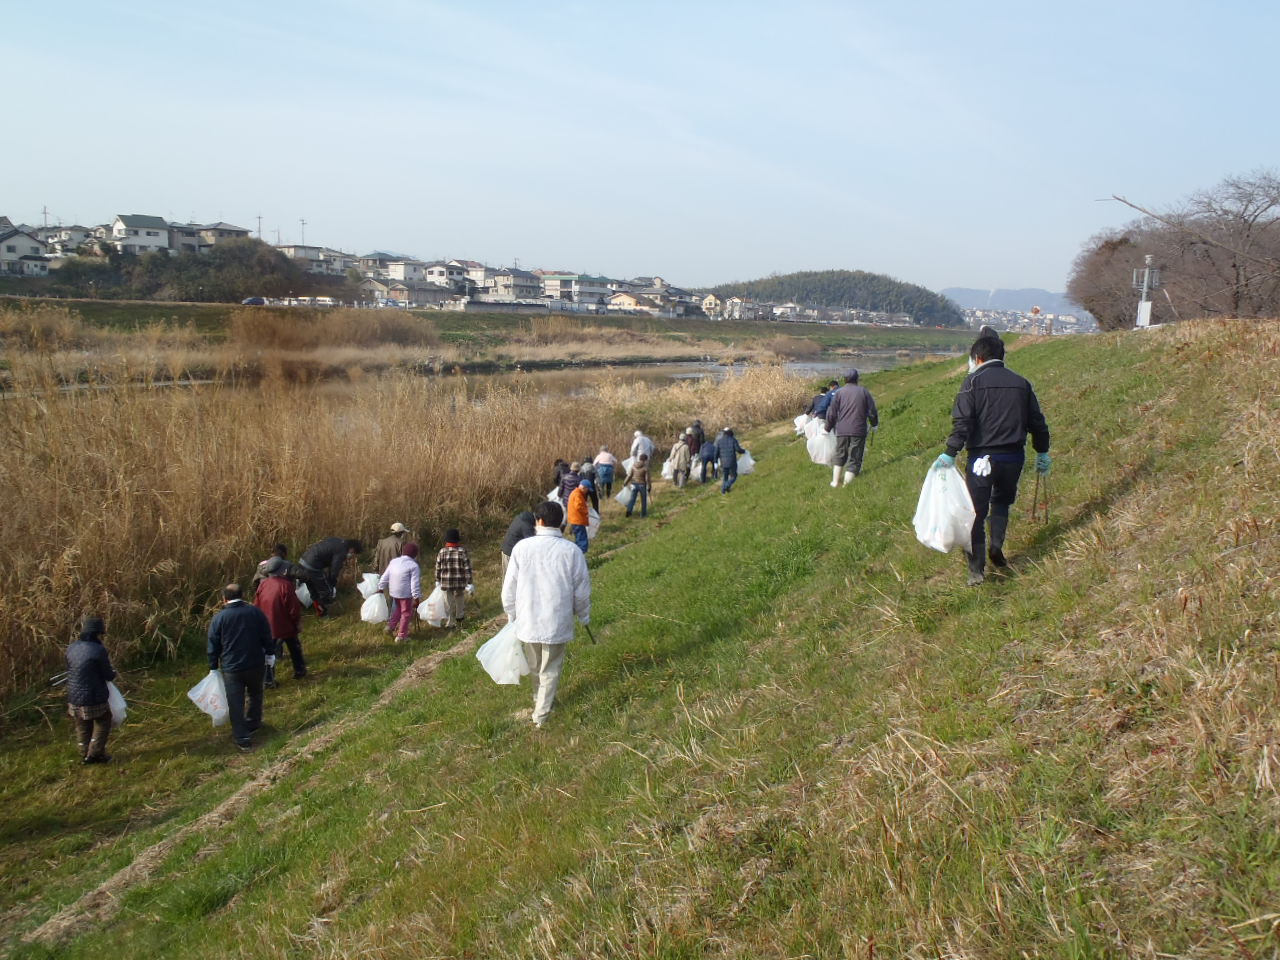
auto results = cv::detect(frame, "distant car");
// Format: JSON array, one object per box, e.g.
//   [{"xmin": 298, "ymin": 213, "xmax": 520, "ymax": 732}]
[{"xmin": 241, "ymin": 296, "xmax": 266, "ymax": 306}]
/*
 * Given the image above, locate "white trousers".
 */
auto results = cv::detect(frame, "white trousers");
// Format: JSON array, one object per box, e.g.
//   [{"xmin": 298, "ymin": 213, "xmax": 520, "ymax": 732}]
[{"xmin": 522, "ymin": 641, "xmax": 567, "ymax": 724}]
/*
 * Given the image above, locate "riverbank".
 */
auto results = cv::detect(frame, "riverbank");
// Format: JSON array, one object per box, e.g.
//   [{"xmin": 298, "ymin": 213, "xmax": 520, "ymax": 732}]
[{"xmin": 4, "ymin": 319, "xmax": 1276, "ymax": 958}]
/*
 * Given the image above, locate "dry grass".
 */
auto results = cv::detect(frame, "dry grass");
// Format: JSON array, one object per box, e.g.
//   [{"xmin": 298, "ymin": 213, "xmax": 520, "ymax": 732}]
[{"xmin": 0, "ymin": 362, "xmax": 808, "ymax": 698}]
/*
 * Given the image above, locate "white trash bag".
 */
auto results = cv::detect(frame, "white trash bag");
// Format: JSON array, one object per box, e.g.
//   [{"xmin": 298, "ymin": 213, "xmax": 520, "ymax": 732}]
[
  {"xmin": 913, "ymin": 464, "xmax": 977, "ymax": 553},
  {"xmin": 806, "ymin": 426, "xmax": 838, "ymax": 466},
  {"xmin": 188, "ymin": 670, "xmax": 230, "ymax": 727},
  {"xmin": 357, "ymin": 572, "xmax": 381, "ymax": 600},
  {"xmin": 360, "ymin": 592, "xmax": 389, "ymax": 623},
  {"xmin": 296, "ymin": 582, "xmax": 312, "ymax": 608},
  {"xmin": 793, "ymin": 413, "xmax": 811, "ymax": 435},
  {"xmin": 615, "ymin": 485, "xmax": 632, "ymax": 506},
  {"xmin": 622, "ymin": 456, "xmax": 635, "ymax": 475},
  {"xmin": 738, "ymin": 451, "xmax": 756, "ymax": 475},
  {"xmin": 475, "ymin": 620, "xmax": 530, "ymax": 685},
  {"xmin": 661, "ymin": 458, "xmax": 674, "ymax": 481},
  {"xmin": 418, "ymin": 584, "xmax": 447, "ymax": 627},
  {"xmin": 587, "ymin": 507, "xmax": 601, "ymax": 540},
  {"xmin": 107, "ymin": 681, "xmax": 127, "ymax": 728},
  {"xmin": 546, "ymin": 486, "xmax": 562, "ymax": 504}
]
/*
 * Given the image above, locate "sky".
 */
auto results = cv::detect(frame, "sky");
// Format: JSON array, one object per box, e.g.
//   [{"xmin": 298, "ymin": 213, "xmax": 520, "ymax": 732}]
[{"xmin": 5, "ymin": 0, "xmax": 1278, "ymax": 293}]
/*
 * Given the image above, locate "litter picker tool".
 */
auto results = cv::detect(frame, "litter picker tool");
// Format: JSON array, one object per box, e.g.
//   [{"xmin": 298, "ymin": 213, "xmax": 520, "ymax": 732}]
[
  {"xmin": 584, "ymin": 623, "xmax": 598, "ymax": 645},
  {"xmin": 1030, "ymin": 473, "xmax": 1051, "ymax": 524}
]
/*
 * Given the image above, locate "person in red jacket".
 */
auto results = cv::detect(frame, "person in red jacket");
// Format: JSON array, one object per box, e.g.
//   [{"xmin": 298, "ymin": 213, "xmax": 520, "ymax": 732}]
[{"xmin": 253, "ymin": 557, "xmax": 306, "ymax": 685}]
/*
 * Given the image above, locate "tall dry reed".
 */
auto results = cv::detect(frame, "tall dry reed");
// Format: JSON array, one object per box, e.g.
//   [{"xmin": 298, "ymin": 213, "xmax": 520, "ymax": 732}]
[{"xmin": 0, "ymin": 363, "xmax": 807, "ymax": 698}]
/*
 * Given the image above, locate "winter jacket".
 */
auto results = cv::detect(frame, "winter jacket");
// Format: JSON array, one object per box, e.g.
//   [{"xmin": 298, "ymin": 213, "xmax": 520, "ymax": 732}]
[
  {"xmin": 669, "ymin": 441, "xmax": 691, "ymax": 473},
  {"xmin": 558, "ymin": 471, "xmax": 581, "ymax": 504},
  {"xmin": 373, "ymin": 534, "xmax": 406, "ymax": 575},
  {"xmin": 435, "ymin": 545, "xmax": 473, "ymax": 591},
  {"xmin": 624, "ymin": 462, "xmax": 650, "ymax": 488},
  {"xmin": 379, "ymin": 555, "xmax": 423, "ymax": 600},
  {"xmin": 501, "ymin": 527, "xmax": 591, "ymax": 645},
  {"xmin": 254, "ymin": 575, "xmax": 302, "ymax": 640},
  {"xmin": 808, "ymin": 391, "xmax": 835, "ymax": 417},
  {"xmin": 630, "ymin": 434, "xmax": 655, "ymax": 460},
  {"xmin": 714, "ymin": 432, "xmax": 745, "ymax": 470},
  {"xmin": 566, "ymin": 483, "xmax": 592, "ymax": 527},
  {"xmin": 945, "ymin": 360, "xmax": 1050, "ymax": 458},
  {"xmin": 683, "ymin": 433, "xmax": 699, "ymax": 458},
  {"xmin": 207, "ymin": 600, "xmax": 274, "ymax": 673},
  {"xmin": 699, "ymin": 440, "xmax": 717, "ymax": 462},
  {"xmin": 300, "ymin": 537, "xmax": 351, "ymax": 582},
  {"xmin": 824, "ymin": 383, "xmax": 879, "ymax": 437},
  {"xmin": 66, "ymin": 638, "xmax": 116, "ymax": 707},
  {"xmin": 690, "ymin": 423, "xmax": 706, "ymax": 449},
  {"xmin": 502, "ymin": 511, "xmax": 537, "ymax": 557}
]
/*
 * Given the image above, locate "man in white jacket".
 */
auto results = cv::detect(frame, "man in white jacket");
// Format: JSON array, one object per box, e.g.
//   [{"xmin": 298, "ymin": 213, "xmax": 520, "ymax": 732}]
[{"xmin": 501, "ymin": 500, "xmax": 591, "ymax": 729}]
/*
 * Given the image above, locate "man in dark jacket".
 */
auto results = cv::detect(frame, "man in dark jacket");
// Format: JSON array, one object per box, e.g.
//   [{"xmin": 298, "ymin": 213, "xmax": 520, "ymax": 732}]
[
  {"xmin": 208, "ymin": 583, "xmax": 275, "ymax": 749},
  {"xmin": 501, "ymin": 510, "xmax": 536, "ymax": 576},
  {"xmin": 690, "ymin": 419, "xmax": 706, "ymax": 452},
  {"xmin": 254, "ymin": 558, "xmax": 306, "ymax": 685},
  {"xmin": 935, "ymin": 335, "xmax": 1051, "ymax": 586},
  {"xmin": 714, "ymin": 428, "xmax": 746, "ymax": 494},
  {"xmin": 298, "ymin": 537, "xmax": 362, "ymax": 615},
  {"xmin": 824, "ymin": 369, "xmax": 879, "ymax": 488},
  {"xmin": 699, "ymin": 438, "xmax": 718, "ymax": 483},
  {"xmin": 805, "ymin": 381, "xmax": 840, "ymax": 418},
  {"xmin": 66, "ymin": 616, "xmax": 116, "ymax": 764}
]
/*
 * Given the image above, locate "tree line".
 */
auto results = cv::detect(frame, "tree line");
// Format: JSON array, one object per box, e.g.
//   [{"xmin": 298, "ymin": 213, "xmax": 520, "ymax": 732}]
[
  {"xmin": 1067, "ymin": 170, "xmax": 1280, "ymax": 331},
  {"xmin": 700, "ymin": 270, "xmax": 965, "ymax": 327}
]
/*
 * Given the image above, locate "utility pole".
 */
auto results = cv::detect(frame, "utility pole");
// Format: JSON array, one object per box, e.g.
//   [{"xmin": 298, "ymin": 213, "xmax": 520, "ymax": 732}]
[
  {"xmin": 1133, "ymin": 254, "xmax": 1160, "ymax": 328},
  {"xmin": 257, "ymin": 214, "xmax": 263, "ymax": 239},
  {"xmin": 300, "ymin": 218, "xmax": 307, "ymax": 246},
  {"xmin": 41, "ymin": 205, "xmax": 50, "ymax": 228}
]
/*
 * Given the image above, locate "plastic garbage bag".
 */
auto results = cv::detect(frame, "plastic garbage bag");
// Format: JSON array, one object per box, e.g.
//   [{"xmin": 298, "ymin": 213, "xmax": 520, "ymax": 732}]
[
  {"xmin": 296, "ymin": 582, "xmax": 312, "ymax": 608},
  {"xmin": 418, "ymin": 585, "xmax": 447, "ymax": 627},
  {"xmin": 615, "ymin": 485, "xmax": 632, "ymax": 506},
  {"xmin": 661, "ymin": 459, "xmax": 675, "ymax": 480},
  {"xmin": 188, "ymin": 670, "xmax": 230, "ymax": 727},
  {"xmin": 587, "ymin": 507, "xmax": 601, "ymax": 540},
  {"xmin": 107, "ymin": 681, "xmax": 127, "ymax": 728},
  {"xmin": 357, "ymin": 572, "xmax": 381, "ymax": 599},
  {"xmin": 546, "ymin": 486, "xmax": 562, "ymax": 504},
  {"xmin": 360, "ymin": 592, "xmax": 389, "ymax": 623},
  {"xmin": 738, "ymin": 451, "xmax": 756, "ymax": 475},
  {"xmin": 622, "ymin": 456, "xmax": 635, "ymax": 475},
  {"xmin": 806, "ymin": 427, "xmax": 838, "ymax": 466},
  {"xmin": 804, "ymin": 417, "xmax": 826, "ymax": 441},
  {"xmin": 794, "ymin": 413, "xmax": 811, "ymax": 435},
  {"xmin": 913, "ymin": 464, "xmax": 976, "ymax": 553},
  {"xmin": 475, "ymin": 620, "xmax": 529, "ymax": 685}
]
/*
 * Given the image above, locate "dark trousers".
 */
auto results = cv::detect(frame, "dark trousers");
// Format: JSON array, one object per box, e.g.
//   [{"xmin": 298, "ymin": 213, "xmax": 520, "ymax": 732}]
[
  {"xmin": 721, "ymin": 465, "xmax": 738, "ymax": 493},
  {"xmin": 965, "ymin": 457, "xmax": 1023, "ymax": 558},
  {"xmin": 299, "ymin": 564, "xmax": 335, "ymax": 607},
  {"xmin": 223, "ymin": 666, "xmax": 265, "ymax": 743},
  {"xmin": 835, "ymin": 435, "xmax": 867, "ymax": 475},
  {"xmin": 275, "ymin": 636, "xmax": 305, "ymax": 673},
  {"xmin": 74, "ymin": 715, "xmax": 111, "ymax": 758},
  {"xmin": 700, "ymin": 455, "xmax": 717, "ymax": 482}
]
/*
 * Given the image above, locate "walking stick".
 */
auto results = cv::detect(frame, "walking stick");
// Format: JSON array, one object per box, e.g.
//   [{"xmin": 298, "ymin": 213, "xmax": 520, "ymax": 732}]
[{"xmin": 584, "ymin": 624, "xmax": 598, "ymax": 645}]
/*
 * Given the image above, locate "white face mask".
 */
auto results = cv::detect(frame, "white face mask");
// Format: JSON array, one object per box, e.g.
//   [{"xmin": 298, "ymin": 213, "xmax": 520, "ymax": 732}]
[{"xmin": 967, "ymin": 357, "xmax": 977, "ymax": 374}]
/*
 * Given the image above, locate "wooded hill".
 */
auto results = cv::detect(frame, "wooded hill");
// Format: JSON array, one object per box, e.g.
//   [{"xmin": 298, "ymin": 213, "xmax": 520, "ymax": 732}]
[{"xmin": 700, "ymin": 269, "xmax": 965, "ymax": 326}]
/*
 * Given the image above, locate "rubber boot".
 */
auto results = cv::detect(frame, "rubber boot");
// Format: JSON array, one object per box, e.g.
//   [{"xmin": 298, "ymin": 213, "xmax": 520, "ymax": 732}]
[
  {"xmin": 830, "ymin": 466, "xmax": 842, "ymax": 488},
  {"xmin": 264, "ymin": 662, "xmax": 276, "ymax": 689},
  {"xmin": 966, "ymin": 549, "xmax": 985, "ymax": 587},
  {"xmin": 988, "ymin": 514, "xmax": 1009, "ymax": 568},
  {"xmin": 843, "ymin": 470, "xmax": 856, "ymax": 485}
]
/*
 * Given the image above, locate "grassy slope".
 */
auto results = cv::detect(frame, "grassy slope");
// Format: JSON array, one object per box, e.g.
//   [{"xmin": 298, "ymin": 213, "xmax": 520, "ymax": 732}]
[{"xmin": 5, "ymin": 320, "xmax": 1279, "ymax": 958}]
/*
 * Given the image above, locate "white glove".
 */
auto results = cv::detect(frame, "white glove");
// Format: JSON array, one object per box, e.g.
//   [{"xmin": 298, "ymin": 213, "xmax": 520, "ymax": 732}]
[
  {"xmin": 265, "ymin": 655, "xmax": 277, "ymax": 667},
  {"xmin": 465, "ymin": 584, "xmax": 475, "ymax": 596},
  {"xmin": 972, "ymin": 455, "xmax": 992, "ymax": 477}
]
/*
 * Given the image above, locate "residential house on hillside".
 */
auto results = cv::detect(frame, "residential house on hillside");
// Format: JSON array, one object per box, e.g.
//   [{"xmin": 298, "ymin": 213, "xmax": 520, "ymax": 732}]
[
  {"xmin": 701, "ymin": 293, "xmax": 723, "ymax": 318},
  {"xmin": 0, "ymin": 229, "xmax": 50, "ymax": 275},
  {"xmin": 36, "ymin": 225, "xmax": 93, "ymax": 256},
  {"xmin": 423, "ymin": 261, "xmax": 469, "ymax": 293},
  {"xmin": 386, "ymin": 259, "xmax": 428, "ymax": 282},
  {"xmin": 111, "ymin": 214, "xmax": 171, "ymax": 255},
  {"xmin": 359, "ymin": 251, "xmax": 415, "ymax": 277},
  {"xmin": 724, "ymin": 296, "xmax": 766, "ymax": 321},
  {"xmin": 488, "ymin": 267, "xmax": 542, "ymax": 300},
  {"xmin": 278, "ymin": 245, "xmax": 357, "ymax": 276},
  {"xmin": 607, "ymin": 291, "xmax": 660, "ymax": 315},
  {"xmin": 449, "ymin": 259, "xmax": 496, "ymax": 290},
  {"xmin": 541, "ymin": 273, "xmax": 612, "ymax": 304}
]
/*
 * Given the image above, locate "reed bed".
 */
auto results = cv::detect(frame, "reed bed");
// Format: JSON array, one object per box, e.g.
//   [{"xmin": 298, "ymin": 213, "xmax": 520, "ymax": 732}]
[{"xmin": 0, "ymin": 361, "xmax": 808, "ymax": 698}]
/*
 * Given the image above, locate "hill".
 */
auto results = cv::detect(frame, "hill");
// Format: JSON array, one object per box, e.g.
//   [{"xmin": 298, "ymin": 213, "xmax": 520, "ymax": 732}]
[
  {"xmin": 942, "ymin": 286, "xmax": 1083, "ymax": 316},
  {"xmin": 4, "ymin": 319, "xmax": 1279, "ymax": 957},
  {"xmin": 702, "ymin": 269, "xmax": 965, "ymax": 326}
]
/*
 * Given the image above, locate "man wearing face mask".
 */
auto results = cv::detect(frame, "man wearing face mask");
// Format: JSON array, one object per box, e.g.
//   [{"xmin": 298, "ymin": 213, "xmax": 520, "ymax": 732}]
[{"xmin": 934, "ymin": 334, "xmax": 1051, "ymax": 586}]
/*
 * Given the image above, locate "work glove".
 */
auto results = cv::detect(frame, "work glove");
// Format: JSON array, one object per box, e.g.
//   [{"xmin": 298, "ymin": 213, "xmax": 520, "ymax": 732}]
[
  {"xmin": 972, "ymin": 455, "xmax": 992, "ymax": 477},
  {"xmin": 1036, "ymin": 452, "xmax": 1052, "ymax": 475},
  {"xmin": 934, "ymin": 453, "xmax": 956, "ymax": 470},
  {"xmin": 265, "ymin": 655, "xmax": 276, "ymax": 667},
  {"xmin": 465, "ymin": 584, "xmax": 475, "ymax": 596}
]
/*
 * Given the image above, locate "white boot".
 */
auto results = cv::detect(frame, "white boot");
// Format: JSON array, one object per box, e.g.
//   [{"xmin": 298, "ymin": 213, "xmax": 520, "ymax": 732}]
[
  {"xmin": 843, "ymin": 470, "xmax": 855, "ymax": 485},
  {"xmin": 830, "ymin": 466, "xmax": 842, "ymax": 488}
]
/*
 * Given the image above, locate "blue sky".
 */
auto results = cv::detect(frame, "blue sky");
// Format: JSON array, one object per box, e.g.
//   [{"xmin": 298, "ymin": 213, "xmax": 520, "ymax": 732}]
[{"xmin": 6, "ymin": 0, "xmax": 1277, "ymax": 292}]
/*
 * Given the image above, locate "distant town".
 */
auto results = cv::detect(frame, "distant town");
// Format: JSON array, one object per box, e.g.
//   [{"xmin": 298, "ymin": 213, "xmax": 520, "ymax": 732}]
[{"xmin": 0, "ymin": 212, "xmax": 1092, "ymax": 334}]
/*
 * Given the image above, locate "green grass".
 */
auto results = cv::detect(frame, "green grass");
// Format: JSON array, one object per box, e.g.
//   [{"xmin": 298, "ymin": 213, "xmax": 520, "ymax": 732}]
[{"xmin": 4, "ymin": 321, "xmax": 1279, "ymax": 958}]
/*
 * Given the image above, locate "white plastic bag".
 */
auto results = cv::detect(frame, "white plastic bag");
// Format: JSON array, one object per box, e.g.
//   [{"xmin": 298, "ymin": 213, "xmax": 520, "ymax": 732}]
[
  {"xmin": 546, "ymin": 486, "xmax": 562, "ymax": 504},
  {"xmin": 107, "ymin": 681, "xmax": 126, "ymax": 728},
  {"xmin": 475, "ymin": 620, "xmax": 530, "ymax": 685},
  {"xmin": 188, "ymin": 670, "xmax": 230, "ymax": 727},
  {"xmin": 360, "ymin": 592, "xmax": 389, "ymax": 623},
  {"xmin": 296, "ymin": 582, "xmax": 312, "ymax": 608},
  {"xmin": 614, "ymin": 485, "xmax": 632, "ymax": 506},
  {"xmin": 738, "ymin": 451, "xmax": 755, "ymax": 475},
  {"xmin": 806, "ymin": 427, "xmax": 838, "ymax": 466},
  {"xmin": 418, "ymin": 585, "xmax": 447, "ymax": 627},
  {"xmin": 357, "ymin": 572, "xmax": 381, "ymax": 599},
  {"xmin": 913, "ymin": 465, "xmax": 977, "ymax": 553},
  {"xmin": 794, "ymin": 413, "xmax": 811, "ymax": 435},
  {"xmin": 622, "ymin": 456, "xmax": 635, "ymax": 475},
  {"xmin": 587, "ymin": 507, "xmax": 601, "ymax": 540},
  {"xmin": 661, "ymin": 459, "xmax": 674, "ymax": 481}
]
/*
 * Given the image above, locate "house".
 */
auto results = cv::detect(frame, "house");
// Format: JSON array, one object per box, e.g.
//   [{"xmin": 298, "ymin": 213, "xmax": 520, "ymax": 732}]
[
  {"xmin": 0, "ymin": 229, "xmax": 50, "ymax": 275},
  {"xmin": 607, "ymin": 291, "xmax": 660, "ymax": 314},
  {"xmin": 423, "ymin": 261, "xmax": 469, "ymax": 292},
  {"xmin": 35, "ymin": 225, "xmax": 93, "ymax": 256},
  {"xmin": 280, "ymin": 246, "xmax": 358, "ymax": 276},
  {"xmin": 489, "ymin": 267, "xmax": 542, "ymax": 300},
  {"xmin": 358, "ymin": 277, "xmax": 393, "ymax": 300},
  {"xmin": 701, "ymin": 294, "xmax": 723, "ymax": 318},
  {"xmin": 385, "ymin": 260, "xmax": 428, "ymax": 282},
  {"xmin": 359, "ymin": 251, "xmax": 415, "ymax": 278},
  {"xmin": 724, "ymin": 296, "xmax": 767, "ymax": 321},
  {"xmin": 449, "ymin": 259, "xmax": 497, "ymax": 290},
  {"xmin": 541, "ymin": 273, "xmax": 612, "ymax": 305},
  {"xmin": 199, "ymin": 222, "xmax": 250, "ymax": 245},
  {"xmin": 111, "ymin": 214, "xmax": 171, "ymax": 255},
  {"xmin": 389, "ymin": 281, "xmax": 452, "ymax": 307}
]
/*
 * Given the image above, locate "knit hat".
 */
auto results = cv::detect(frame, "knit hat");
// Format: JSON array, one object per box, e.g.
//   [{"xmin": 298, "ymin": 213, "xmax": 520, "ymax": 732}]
[
  {"xmin": 390, "ymin": 522, "xmax": 409, "ymax": 534},
  {"xmin": 80, "ymin": 616, "xmax": 105, "ymax": 635},
  {"xmin": 445, "ymin": 529, "xmax": 461, "ymax": 543},
  {"xmin": 402, "ymin": 542, "xmax": 420, "ymax": 558},
  {"xmin": 844, "ymin": 369, "xmax": 859, "ymax": 382},
  {"xmin": 263, "ymin": 557, "xmax": 289, "ymax": 575}
]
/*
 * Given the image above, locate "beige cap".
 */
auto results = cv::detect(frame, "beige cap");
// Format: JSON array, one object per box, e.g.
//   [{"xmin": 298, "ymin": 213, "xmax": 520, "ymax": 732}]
[{"xmin": 390, "ymin": 522, "xmax": 409, "ymax": 534}]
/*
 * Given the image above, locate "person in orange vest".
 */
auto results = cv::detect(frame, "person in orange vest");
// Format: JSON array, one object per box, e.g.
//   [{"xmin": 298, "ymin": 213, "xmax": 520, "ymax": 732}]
[{"xmin": 565, "ymin": 478, "xmax": 594, "ymax": 553}]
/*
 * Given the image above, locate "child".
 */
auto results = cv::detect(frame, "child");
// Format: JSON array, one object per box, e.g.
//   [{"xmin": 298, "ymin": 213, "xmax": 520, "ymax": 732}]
[
  {"xmin": 435, "ymin": 529, "xmax": 474, "ymax": 627},
  {"xmin": 379, "ymin": 542, "xmax": 422, "ymax": 642},
  {"xmin": 66, "ymin": 616, "xmax": 117, "ymax": 764}
]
